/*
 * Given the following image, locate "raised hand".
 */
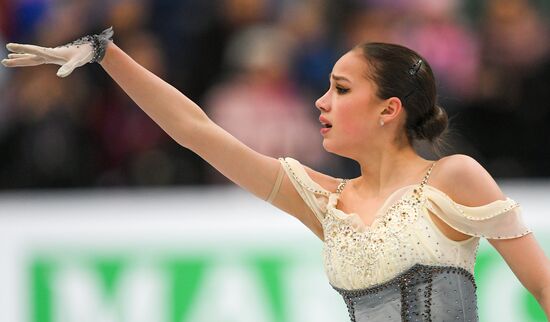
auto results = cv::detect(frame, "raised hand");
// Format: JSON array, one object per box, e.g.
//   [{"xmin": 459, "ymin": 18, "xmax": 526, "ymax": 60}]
[{"xmin": 1, "ymin": 27, "xmax": 114, "ymax": 78}]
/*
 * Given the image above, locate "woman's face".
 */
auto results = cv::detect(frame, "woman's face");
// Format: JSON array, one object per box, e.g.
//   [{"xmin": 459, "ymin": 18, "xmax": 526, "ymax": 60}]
[{"xmin": 315, "ymin": 50, "xmax": 389, "ymax": 157}]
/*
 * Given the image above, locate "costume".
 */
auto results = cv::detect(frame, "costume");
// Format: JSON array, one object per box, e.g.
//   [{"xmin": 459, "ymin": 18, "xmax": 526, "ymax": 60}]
[{"xmin": 277, "ymin": 157, "xmax": 531, "ymax": 322}]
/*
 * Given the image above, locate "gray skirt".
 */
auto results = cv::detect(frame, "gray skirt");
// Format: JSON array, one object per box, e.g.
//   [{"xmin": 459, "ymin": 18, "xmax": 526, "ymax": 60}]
[{"xmin": 332, "ymin": 264, "xmax": 478, "ymax": 322}]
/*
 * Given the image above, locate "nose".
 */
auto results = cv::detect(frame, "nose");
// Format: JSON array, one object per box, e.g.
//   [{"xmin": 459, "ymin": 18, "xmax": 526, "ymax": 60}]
[{"xmin": 315, "ymin": 90, "xmax": 330, "ymax": 112}]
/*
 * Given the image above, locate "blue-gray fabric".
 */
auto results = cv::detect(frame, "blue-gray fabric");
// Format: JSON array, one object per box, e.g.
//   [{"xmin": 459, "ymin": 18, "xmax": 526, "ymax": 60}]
[{"xmin": 332, "ymin": 264, "xmax": 478, "ymax": 322}]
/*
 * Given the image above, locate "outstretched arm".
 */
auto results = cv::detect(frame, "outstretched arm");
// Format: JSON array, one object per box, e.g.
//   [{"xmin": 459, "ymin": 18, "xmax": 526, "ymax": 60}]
[
  {"xmin": 2, "ymin": 28, "xmax": 336, "ymax": 240},
  {"xmin": 98, "ymin": 42, "xmax": 283, "ymax": 198}
]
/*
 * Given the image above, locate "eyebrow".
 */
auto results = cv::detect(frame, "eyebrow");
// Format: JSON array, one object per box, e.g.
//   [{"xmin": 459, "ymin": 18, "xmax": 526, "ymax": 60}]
[{"xmin": 330, "ymin": 73, "xmax": 351, "ymax": 82}]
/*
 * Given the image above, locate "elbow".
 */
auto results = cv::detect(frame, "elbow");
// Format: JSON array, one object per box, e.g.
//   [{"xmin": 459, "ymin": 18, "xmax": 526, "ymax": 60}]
[
  {"xmin": 535, "ymin": 285, "xmax": 550, "ymax": 302},
  {"xmin": 533, "ymin": 285, "xmax": 550, "ymax": 318},
  {"xmin": 172, "ymin": 114, "xmax": 213, "ymax": 149}
]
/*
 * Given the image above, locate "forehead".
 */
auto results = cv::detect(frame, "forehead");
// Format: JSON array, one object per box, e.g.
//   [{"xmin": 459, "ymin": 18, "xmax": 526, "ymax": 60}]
[{"xmin": 332, "ymin": 50, "xmax": 370, "ymax": 81}]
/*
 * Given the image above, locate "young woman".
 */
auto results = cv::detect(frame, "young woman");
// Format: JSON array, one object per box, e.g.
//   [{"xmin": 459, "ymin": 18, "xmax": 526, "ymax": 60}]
[{"xmin": 3, "ymin": 27, "xmax": 549, "ymax": 322}]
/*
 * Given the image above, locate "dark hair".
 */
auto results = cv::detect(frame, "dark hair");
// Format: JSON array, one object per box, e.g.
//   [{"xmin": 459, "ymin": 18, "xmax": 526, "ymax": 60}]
[{"xmin": 355, "ymin": 42, "xmax": 451, "ymax": 156}]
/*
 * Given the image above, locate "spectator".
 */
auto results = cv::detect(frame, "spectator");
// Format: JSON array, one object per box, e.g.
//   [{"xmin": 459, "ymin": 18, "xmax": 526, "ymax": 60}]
[{"xmin": 204, "ymin": 25, "xmax": 332, "ymax": 183}]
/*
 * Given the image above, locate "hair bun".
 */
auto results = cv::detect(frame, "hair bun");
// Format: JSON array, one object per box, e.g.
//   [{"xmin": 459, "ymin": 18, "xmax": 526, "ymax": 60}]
[{"xmin": 414, "ymin": 105, "xmax": 448, "ymax": 142}]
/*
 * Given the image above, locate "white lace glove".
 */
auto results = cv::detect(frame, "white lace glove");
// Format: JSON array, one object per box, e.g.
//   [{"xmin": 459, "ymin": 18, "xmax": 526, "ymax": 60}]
[{"xmin": 1, "ymin": 27, "xmax": 114, "ymax": 78}]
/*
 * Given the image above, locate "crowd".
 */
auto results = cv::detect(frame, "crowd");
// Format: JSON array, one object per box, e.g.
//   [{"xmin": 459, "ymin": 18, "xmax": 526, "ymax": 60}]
[{"xmin": 0, "ymin": 0, "xmax": 549, "ymax": 189}]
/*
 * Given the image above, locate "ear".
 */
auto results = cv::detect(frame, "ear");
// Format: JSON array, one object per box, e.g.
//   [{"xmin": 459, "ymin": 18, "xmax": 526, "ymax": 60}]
[{"xmin": 379, "ymin": 97, "xmax": 403, "ymax": 120}]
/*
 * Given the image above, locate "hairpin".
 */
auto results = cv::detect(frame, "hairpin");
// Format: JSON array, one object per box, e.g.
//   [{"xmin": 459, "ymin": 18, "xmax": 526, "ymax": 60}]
[{"xmin": 408, "ymin": 59, "xmax": 423, "ymax": 76}]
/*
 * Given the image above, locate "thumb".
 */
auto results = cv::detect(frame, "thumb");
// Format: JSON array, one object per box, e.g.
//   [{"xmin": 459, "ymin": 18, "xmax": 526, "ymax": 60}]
[{"xmin": 56, "ymin": 60, "xmax": 79, "ymax": 78}]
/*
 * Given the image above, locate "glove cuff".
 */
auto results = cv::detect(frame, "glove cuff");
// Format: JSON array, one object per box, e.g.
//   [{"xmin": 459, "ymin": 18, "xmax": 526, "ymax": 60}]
[
  {"xmin": 62, "ymin": 27, "xmax": 114, "ymax": 64},
  {"xmin": 90, "ymin": 27, "xmax": 114, "ymax": 63}
]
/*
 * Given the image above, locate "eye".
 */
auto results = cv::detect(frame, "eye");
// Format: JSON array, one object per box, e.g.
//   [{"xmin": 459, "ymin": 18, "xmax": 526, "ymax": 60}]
[{"xmin": 336, "ymin": 86, "xmax": 349, "ymax": 94}]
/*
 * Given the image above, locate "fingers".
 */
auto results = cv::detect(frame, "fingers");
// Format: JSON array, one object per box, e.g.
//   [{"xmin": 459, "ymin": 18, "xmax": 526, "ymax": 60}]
[
  {"xmin": 2, "ymin": 53, "xmax": 45, "ymax": 67},
  {"xmin": 6, "ymin": 43, "xmax": 57, "ymax": 57},
  {"xmin": 56, "ymin": 60, "xmax": 80, "ymax": 78},
  {"xmin": 3, "ymin": 42, "xmax": 87, "ymax": 75},
  {"xmin": 8, "ymin": 53, "xmax": 34, "ymax": 59},
  {"xmin": 3, "ymin": 43, "xmax": 69, "ymax": 67}
]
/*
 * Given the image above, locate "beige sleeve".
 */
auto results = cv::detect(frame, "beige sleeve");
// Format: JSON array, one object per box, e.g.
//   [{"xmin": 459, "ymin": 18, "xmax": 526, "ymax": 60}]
[
  {"xmin": 424, "ymin": 186, "xmax": 532, "ymax": 239},
  {"xmin": 277, "ymin": 157, "xmax": 330, "ymax": 224}
]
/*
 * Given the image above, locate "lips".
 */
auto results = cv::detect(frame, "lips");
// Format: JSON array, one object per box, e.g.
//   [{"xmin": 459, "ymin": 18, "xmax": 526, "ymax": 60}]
[
  {"xmin": 319, "ymin": 116, "xmax": 332, "ymax": 128},
  {"xmin": 319, "ymin": 116, "xmax": 332, "ymax": 135}
]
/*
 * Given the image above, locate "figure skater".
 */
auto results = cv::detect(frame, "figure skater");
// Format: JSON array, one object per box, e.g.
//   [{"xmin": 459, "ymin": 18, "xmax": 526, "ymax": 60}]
[{"xmin": 3, "ymin": 27, "xmax": 549, "ymax": 321}]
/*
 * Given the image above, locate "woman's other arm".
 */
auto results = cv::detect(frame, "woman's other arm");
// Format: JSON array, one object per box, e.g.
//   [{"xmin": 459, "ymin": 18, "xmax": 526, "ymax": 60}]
[
  {"xmin": 489, "ymin": 234, "xmax": 550, "ymax": 317},
  {"xmin": 437, "ymin": 154, "xmax": 550, "ymax": 318}
]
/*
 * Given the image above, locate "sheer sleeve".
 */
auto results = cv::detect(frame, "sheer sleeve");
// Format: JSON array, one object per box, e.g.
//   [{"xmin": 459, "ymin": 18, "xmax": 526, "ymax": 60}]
[
  {"xmin": 278, "ymin": 157, "xmax": 331, "ymax": 224},
  {"xmin": 423, "ymin": 185, "xmax": 532, "ymax": 239}
]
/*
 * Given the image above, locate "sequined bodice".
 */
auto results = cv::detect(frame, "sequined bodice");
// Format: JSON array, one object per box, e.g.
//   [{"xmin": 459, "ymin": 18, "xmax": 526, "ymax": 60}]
[
  {"xmin": 322, "ymin": 184, "xmax": 449, "ymax": 289},
  {"xmin": 319, "ymin": 162, "xmax": 478, "ymax": 289}
]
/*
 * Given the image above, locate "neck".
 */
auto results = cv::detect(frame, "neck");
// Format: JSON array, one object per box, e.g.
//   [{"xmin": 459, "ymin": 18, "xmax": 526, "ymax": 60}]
[{"xmin": 352, "ymin": 144, "xmax": 431, "ymax": 197}]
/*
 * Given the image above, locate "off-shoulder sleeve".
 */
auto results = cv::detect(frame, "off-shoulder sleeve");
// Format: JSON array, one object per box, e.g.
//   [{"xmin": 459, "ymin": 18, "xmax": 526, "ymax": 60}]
[
  {"xmin": 278, "ymin": 157, "xmax": 331, "ymax": 224},
  {"xmin": 423, "ymin": 185, "xmax": 532, "ymax": 239}
]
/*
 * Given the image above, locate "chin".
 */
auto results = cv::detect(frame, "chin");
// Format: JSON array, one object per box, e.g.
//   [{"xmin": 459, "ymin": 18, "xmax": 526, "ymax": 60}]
[
  {"xmin": 323, "ymin": 139, "xmax": 359, "ymax": 160},
  {"xmin": 322, "ymin": 139, "xmax": 350, "ymax": 158},
  {"xmin": 322, "ymin": 139, "xmax": 334, "ymax": 152}
]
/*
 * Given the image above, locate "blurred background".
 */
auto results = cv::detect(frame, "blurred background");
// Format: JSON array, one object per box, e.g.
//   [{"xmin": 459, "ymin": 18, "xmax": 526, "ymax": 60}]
[
  {"xmin": 0, "ymin": 0, "xmax": 549, "ymax": 321},
  {"xmin": 0, "ymin": 0, "xmax": 549, "ymax": 187}
]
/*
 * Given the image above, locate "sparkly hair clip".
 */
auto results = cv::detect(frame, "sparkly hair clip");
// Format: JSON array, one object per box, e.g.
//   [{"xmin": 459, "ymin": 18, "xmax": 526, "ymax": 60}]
[
  {"xmin": 403, "ymin": 59, "xmax": 424, "ymax": 101},
  {"xmin": 408, "ymin": 59, "xmax": 423, "ymax": 76}
]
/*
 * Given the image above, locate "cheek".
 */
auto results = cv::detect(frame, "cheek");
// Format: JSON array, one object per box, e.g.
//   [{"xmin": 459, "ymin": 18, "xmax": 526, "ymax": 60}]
[
  {"xmin": 333, "ymin": 95, "xmax": 377, "ymax": 137},
  {"xmin": 336, "ymin": 97, "xmax": 371, "ymax": 123},
  {"xmin": 336, "ymin": 110, "xmax": 368, "ymax": 136}
]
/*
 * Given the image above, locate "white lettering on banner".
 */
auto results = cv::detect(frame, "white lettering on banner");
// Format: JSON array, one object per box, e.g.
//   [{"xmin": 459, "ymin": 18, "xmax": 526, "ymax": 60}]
[
  {"xmin": 52, "ymin": 264, "xmax": 166, "ymax": 322},
  {"xmin": 26, "ymin": 252, "xmax": 352, "ymax": 322},
  {"xmin": 185, "ymin": 263, "xmax": 272, "ymax": 322}
]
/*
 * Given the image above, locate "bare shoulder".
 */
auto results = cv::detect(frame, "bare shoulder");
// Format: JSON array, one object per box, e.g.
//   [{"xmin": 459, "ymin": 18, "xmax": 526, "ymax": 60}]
[{"xmin": 431, "ymin": 154, "xmax": 507, "ymax": 206}]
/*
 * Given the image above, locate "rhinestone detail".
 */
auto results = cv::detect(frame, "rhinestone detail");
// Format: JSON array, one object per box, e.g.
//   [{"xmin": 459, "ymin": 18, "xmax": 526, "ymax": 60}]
[
  {"xmin": 58, "ymin": 27, "xmax": 114, "ymax": 63},
  {"xmin": 279, "ymin": 158, "xmax": 332, "ymax": 197},
  {"xmin": 424, "ymin": 187, "xmax": 521, "ymax": 220},
  {"xmin": 323, "ymin": 162, "xmax": 437, "ymax": 289}
]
